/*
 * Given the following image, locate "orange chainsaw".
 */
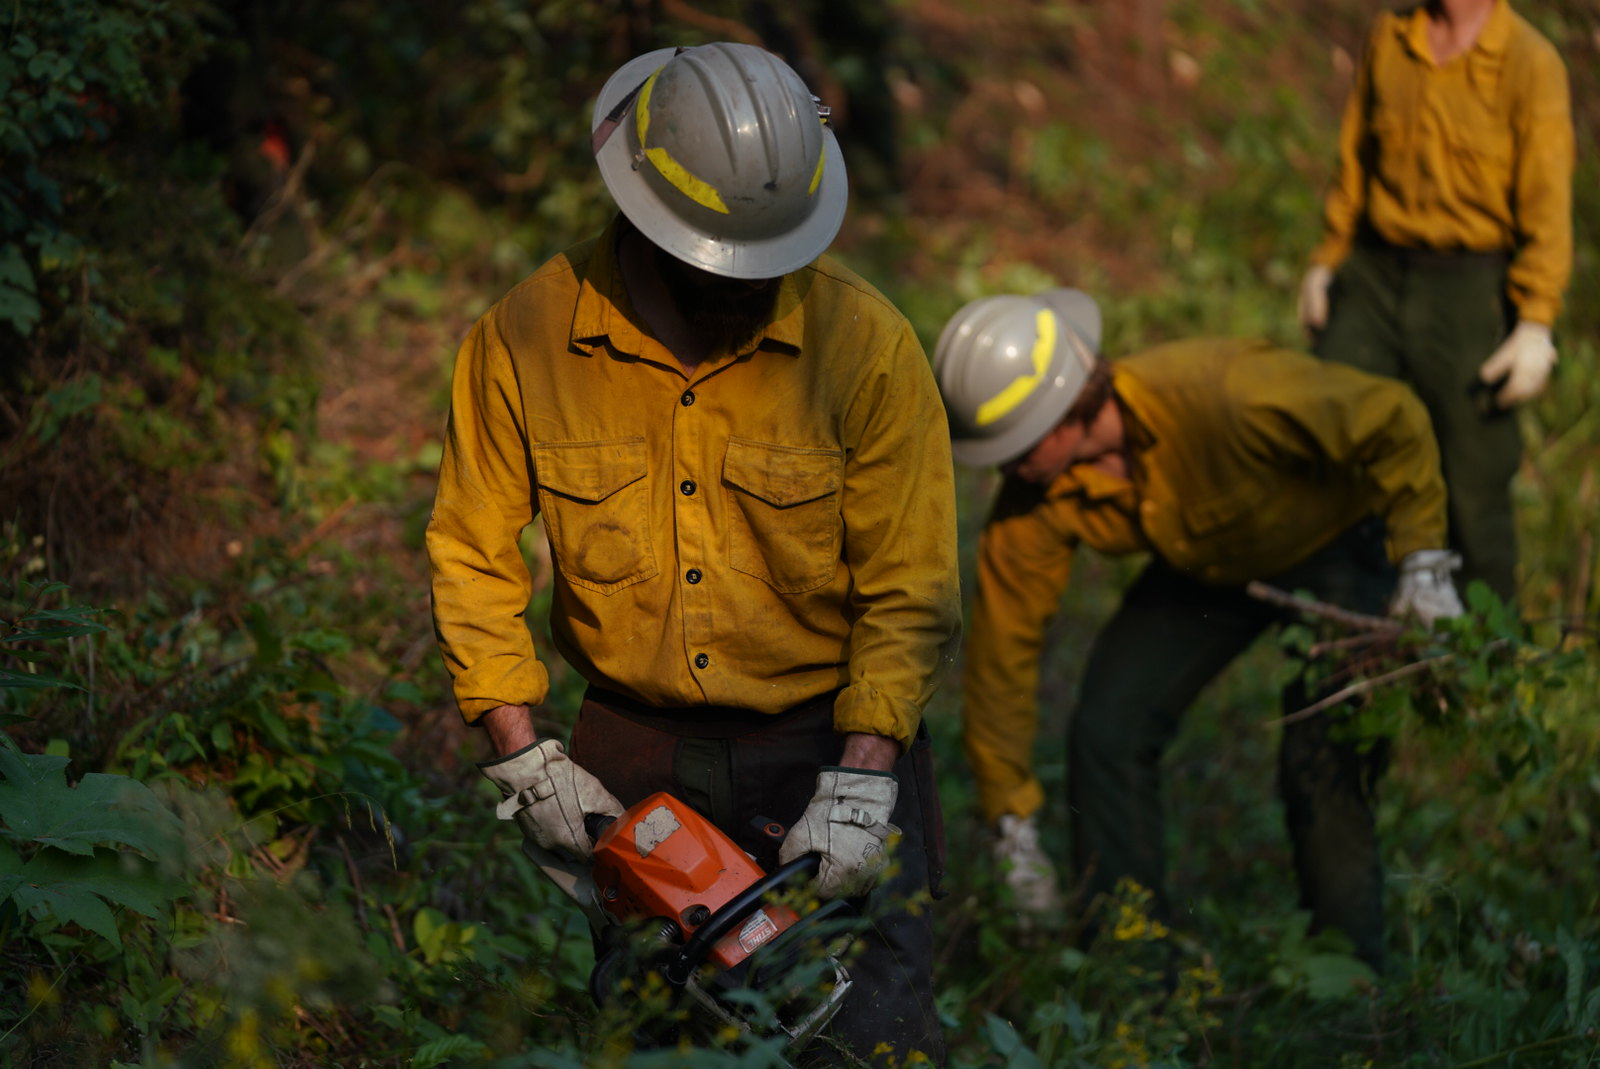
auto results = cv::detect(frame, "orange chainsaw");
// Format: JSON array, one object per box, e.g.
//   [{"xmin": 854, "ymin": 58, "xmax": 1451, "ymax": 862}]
[{"xmin": 527, "ymin": 791, "xmax": 856, "ymax": 1052}]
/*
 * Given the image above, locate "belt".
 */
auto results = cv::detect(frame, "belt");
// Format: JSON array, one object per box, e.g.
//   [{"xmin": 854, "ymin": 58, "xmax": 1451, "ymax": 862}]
[
  {"xmin": 581, "ymin": 685, "xmax": 836, "ymax": 739},
  {"xmin": 1357, "ymin": 232, "xmax": 1509, "ymax": 270}
]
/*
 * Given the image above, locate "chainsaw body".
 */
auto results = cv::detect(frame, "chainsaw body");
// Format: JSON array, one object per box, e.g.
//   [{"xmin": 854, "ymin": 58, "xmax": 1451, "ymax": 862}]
[
  {"xmin": 583, "ymin": 791, "xmax": 853, "ymax": 1053},
  {"xmin": 590, "ymin": 792, "xmax": 800, "ymax": 971}
]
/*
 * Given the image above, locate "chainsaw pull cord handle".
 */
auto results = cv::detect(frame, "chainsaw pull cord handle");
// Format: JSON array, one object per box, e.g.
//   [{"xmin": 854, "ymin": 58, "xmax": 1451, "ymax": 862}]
[{"xmin": 664, "ymin": 853, "xmax": 822, "ymax": 986}]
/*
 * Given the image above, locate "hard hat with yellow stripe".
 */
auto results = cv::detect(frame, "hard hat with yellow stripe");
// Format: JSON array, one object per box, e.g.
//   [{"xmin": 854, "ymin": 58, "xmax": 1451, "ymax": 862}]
[
  {"xmin": 591, "ymin": 42, "xmax": 847, "ymax": 280},
  {"xmin": 933, "ymin": 289, "xmax": 1102, "ymax": 466}
]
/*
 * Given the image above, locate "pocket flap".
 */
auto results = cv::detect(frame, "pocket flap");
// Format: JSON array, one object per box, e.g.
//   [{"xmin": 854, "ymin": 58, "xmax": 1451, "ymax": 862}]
[
  {"xmin": 534, "ymin": 438, "xmax": 648, "ymax": 503},
  {"xmin": 723, "ymin": 437, "xmax": 843, "ymax": 508},
  {"xmin": 1185, "ymin": 489, "xmax": 1252, "ymax": 536}
]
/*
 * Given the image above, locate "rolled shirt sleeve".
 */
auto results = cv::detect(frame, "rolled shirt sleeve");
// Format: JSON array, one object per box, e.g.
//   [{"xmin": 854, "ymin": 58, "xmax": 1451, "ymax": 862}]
[
  {"xmin": 961, "ymin": 482, "xmax": 1080, "ymax": 822},
  {"xmin": 1505, "ymin": 35, "xmax": 1574, "ymax": 325},
  {"xmin": 831, "ymin": 319, "xmax": 964, "ymax": 750},
  {"xmin": 426, "ymin": 316, "xmax": 550, "ymax": 722}
]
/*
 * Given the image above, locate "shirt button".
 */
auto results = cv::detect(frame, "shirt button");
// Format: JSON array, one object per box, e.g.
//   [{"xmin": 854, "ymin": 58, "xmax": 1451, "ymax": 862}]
[
  {"xmin": 694, "ymin": 653, "xmax": 709, "ymax": 669},
  {"xmin": 681, "ymin": 390, "xmax": 696, "ymax": 407},
  {"xmin": 685, "ymin": 568, "xmax": 702, "ymax": 585},
  {"xmin": 680, "ymin": 479, "xmax": 696, "ymax": 496}
]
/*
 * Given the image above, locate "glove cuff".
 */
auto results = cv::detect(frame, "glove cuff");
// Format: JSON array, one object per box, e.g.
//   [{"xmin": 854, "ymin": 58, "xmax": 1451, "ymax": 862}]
[
  {"xmin": 1400, "ymin": 549, "xmax": 1461, "ymax": 573},
  {"xmin": 476, "ymin": 737, "xmax": 561, "ymax": 770},
  {"xmin": 477, "ymin": 738, "xmax": 564, "ymax": 801},
  {"xmin": 821, "ymin": 765, "xmax": 897, "ymax": 781}
]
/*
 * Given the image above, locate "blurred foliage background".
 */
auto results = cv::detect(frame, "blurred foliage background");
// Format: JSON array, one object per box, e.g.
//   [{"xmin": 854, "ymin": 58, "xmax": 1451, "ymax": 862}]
[{"xmin": 1, "ymin": 0, "xmax": 1597, "ymax": 1065}]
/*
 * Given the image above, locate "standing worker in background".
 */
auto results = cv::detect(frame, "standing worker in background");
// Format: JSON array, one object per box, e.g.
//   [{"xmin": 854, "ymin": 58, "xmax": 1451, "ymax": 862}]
[
  {"xmin": 937, "ymin": 289, "xmax": 1463, "ymax": 970},
  {"xmin": 1298, "ymin": 0, "xmax": 1574, "ymax": 602},
  {"xmin": 426, "ymin": 43, "xmax": 962, "ymax": 1065}
]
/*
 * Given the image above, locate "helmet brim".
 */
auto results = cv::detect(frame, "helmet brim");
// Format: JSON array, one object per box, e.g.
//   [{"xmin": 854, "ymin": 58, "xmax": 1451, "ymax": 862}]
[
  {"xmin": 948, "ymin": 380, "xmax": 1076, "ymax": 469},
  {"xmin": 1036, "ymin": 288, "xmax": 1102, "ymax": 354},
  {"xmin": 593, "ymin": 47, "xmax": 849, "ymax": 280}
]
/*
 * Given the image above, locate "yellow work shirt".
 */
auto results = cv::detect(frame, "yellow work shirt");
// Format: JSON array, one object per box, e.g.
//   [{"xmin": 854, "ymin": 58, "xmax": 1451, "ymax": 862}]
[
  {"xmin": 963, "ymin": 338, "xmax": 1448, "ymax": 821},
  {"xmin": 1311, "ymin": 0, "xmax": 1573, "ymax": 324},
  {"xmin": 426, "ymin": 218, "xmax": 962, "ymax": 750}
]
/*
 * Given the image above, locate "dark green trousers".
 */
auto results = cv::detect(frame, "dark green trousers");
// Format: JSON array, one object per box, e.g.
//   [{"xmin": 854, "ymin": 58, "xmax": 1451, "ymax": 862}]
[
  {"xmin": 1067, "ymin": 521, "xmax": 1394, "ymax": 967},
  {"xmin": 1315, "ymin": 240, "xmax": 1520, "ymax": 601}
]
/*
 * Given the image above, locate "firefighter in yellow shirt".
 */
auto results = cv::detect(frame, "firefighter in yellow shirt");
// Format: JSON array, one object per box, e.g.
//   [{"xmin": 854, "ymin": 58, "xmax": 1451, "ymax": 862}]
[
  {"xmin": 426, "ymin": 44, "xmax": 961, "ymax": 1063},
  {"xmin": 1298, "ymin": 0, "xmax": 1574, "ymax": 602},
  {"xmin": 935, "ymin": 289, "xmax": 1463, "ymax": 969}
]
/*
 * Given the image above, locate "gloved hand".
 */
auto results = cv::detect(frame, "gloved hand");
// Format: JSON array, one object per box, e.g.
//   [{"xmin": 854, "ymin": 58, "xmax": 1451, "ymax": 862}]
[
  {"xmin": 478, "ymin": 738, "xmax": 624, "ymax": 859},
  {"xmin": 993, "ymin": 813, "xmax": 1062, "ymax": 917},
  {"xmin": 1389, "ymin": 549, "xmax": 1466, "ymax": 625},
  {"xmin": 1479, "ymin": 321, "xmax": 1556, "ymax": 407},
  {"xmin": 1297, "ymin": 264, "xmax": 1334, "ymax": 331},
  {"xmin": 779, "ymin": 767, "xmax": 899, "ymax": 899}
]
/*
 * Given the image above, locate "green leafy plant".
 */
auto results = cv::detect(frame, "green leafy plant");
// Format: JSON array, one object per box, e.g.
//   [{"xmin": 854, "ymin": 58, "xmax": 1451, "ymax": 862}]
[{"xmin": 0, "ymin": 743, "xmax": 182, "ymax": 947}]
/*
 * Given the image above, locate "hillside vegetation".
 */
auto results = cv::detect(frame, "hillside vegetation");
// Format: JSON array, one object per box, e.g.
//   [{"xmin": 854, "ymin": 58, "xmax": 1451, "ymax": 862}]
[{"xmin": 2, "ymin": 1, "xmax": 1598, "ymax": 1066}]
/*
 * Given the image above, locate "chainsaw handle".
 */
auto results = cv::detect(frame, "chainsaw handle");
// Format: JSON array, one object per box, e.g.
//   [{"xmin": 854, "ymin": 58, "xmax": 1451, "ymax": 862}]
[
  {"xmin": 584, "ymin": 812, "xmax": 615, "ymax": 844},
  {"xmin": 664, "ymin": 853, "xmax": 821, "ymax": 985}
]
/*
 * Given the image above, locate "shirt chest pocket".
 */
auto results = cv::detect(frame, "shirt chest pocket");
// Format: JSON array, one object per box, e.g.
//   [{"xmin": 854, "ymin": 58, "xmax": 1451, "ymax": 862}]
[
  {"xmin": 534, "ymin": 438, "xmax": 659, "ymax": 595},
  {"xmin": 722, "ymin": 437, "xmax": 844, "ymax": 594},
  {"xmin": 1181, "ymin": 486, "xmax": 1257, "ymax": 541},
  {"xmin": 1439, "ymin": 98, "xmax": 1513, "ymax": 190}
]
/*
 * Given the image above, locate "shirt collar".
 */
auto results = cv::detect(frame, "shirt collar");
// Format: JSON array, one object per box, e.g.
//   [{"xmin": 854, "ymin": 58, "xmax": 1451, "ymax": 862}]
[
  {"xmin": 569, "ymin": 215, "xmax": 807, "ymax": 362},
  {"xmin": 1475, "ymin": 0, "xmax": 1514, "ymax": 56},
  {"xmin": 1398, "ymin": 0, "xmax": 1513, "ymax": 65},
  {"xmin": 1052, "ymin": 368, "xmax": 1150, "ymax": 504}
]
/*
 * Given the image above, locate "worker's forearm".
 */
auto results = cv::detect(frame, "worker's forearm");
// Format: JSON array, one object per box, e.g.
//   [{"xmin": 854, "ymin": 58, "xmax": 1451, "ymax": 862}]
[
  {"xmin": 839, "ymin": 731, "xmax": 900, "ymax": 772},
  {"xmin": 481, "ymin": 704, "xmax": 537, "ymax": 756}
]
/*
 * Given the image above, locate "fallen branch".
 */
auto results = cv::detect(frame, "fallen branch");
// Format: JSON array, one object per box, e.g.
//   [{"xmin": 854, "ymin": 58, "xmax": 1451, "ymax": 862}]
[
  {"xmin": 1307, "ymin": 631, "xmax": 1400, "ymax": 659},
  {"xmin": 1267, "ymin": 652, "xmax": 1455, "ymax": 728},
  {"xmin": 1246, "ymin": 581, "xmax": 1401, "ymax": 635}
]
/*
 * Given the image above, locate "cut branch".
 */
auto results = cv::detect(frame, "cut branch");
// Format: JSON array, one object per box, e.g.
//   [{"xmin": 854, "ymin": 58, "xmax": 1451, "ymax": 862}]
[
  {"xmin": 1268, "ymin": 653, "xmax": 1455, "ymax": 728},
  {"xmin": 1246, "ymin": 581, "xmax": 1402, "ymax": 635}
]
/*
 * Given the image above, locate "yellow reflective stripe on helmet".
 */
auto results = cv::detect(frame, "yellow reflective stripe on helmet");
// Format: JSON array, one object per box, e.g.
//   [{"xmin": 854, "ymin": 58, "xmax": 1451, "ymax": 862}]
[
  {"xmin": 808, "ymin": 141, "xmax": 825, "ymax": 196},
  {"xmin": 636, "ymin": 70, "xmax": 730, "ymax": 215},
  {"xmin": 976, "ymin": 309, "xmax": 1056, "ymax": 427}
]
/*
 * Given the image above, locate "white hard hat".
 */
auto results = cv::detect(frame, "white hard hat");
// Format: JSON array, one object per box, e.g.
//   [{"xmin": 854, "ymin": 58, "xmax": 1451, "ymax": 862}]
[
  {"xmin": 933, "ymin": 288, "xmax": 1102, "ymax": 467},
  {"xmin": 591, "ymin": 42, "xmax": 848, "ymax": 280}
]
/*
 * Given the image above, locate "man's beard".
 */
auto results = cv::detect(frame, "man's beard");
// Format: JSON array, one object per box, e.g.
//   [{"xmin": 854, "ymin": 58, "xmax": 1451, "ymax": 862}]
[{"xmin": 654, "ymin": 247, "xmax": 781, "ymax": 355}]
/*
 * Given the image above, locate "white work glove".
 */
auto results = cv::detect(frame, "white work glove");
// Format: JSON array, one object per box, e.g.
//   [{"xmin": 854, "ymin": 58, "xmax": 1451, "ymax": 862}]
[
  {"xmin": 779, "ymin": 767, "xmax": 899, "ymax": 899},
  {"xmin": 993, "ymin": 814, "xmax": 1062, "ymax": 917},
  {"xmin": 1389, "ymin": 549, "xmax": 1466, "ymax": 625},
  {"xmin": 477, "ymin": 739, "xmax": 624, "ymax": 860},
  {"xmin": 1297, "ymin": 264, "xmax": 1334, "ymax": 331},
  {"xmin": 1479, "ymin": 321, "xmax": 1556, "ymax": 407}
]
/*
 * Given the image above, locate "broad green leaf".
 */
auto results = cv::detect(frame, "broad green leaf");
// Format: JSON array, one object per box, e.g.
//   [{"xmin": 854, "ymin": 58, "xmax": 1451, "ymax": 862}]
[
  {"xmin": 10, "ymin": 849, "xmax": 177, "ymax": 946},
  {"xmin": 1301, "ymin": 953, "xmax": 1376, "ymax": 1000},
  {"xmin": 243, "ymin": 602, "xmax": 282, "ymax": 667},
  {"xmin": 984, "ymin": 1014, "xmax": 1045, "ymax": 1069},
  {"xmin": 0, "ymin": 748, "xmax": 180, "ymax": 856},
  {"xmin": 412, "ymin": 1035, "xmax": 492, "ymax": 1068},
  {"xmin": 0, "ymin": 837, "xmax": 23, "ymax": 901},
  {"xmin": 0, "ymin": 243, "xmax": 36, "ymax": 292},
  {"xmin": 1558, "ymin": 928, "xmax": 1585, "ymax": 1028},
  {"xmin": 15, "ymin": 870, "xmax": 121, "ymax": 943},
  {"xmin": 17, "ymin": 849, "xmax": 175, "ymax": 920}
]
